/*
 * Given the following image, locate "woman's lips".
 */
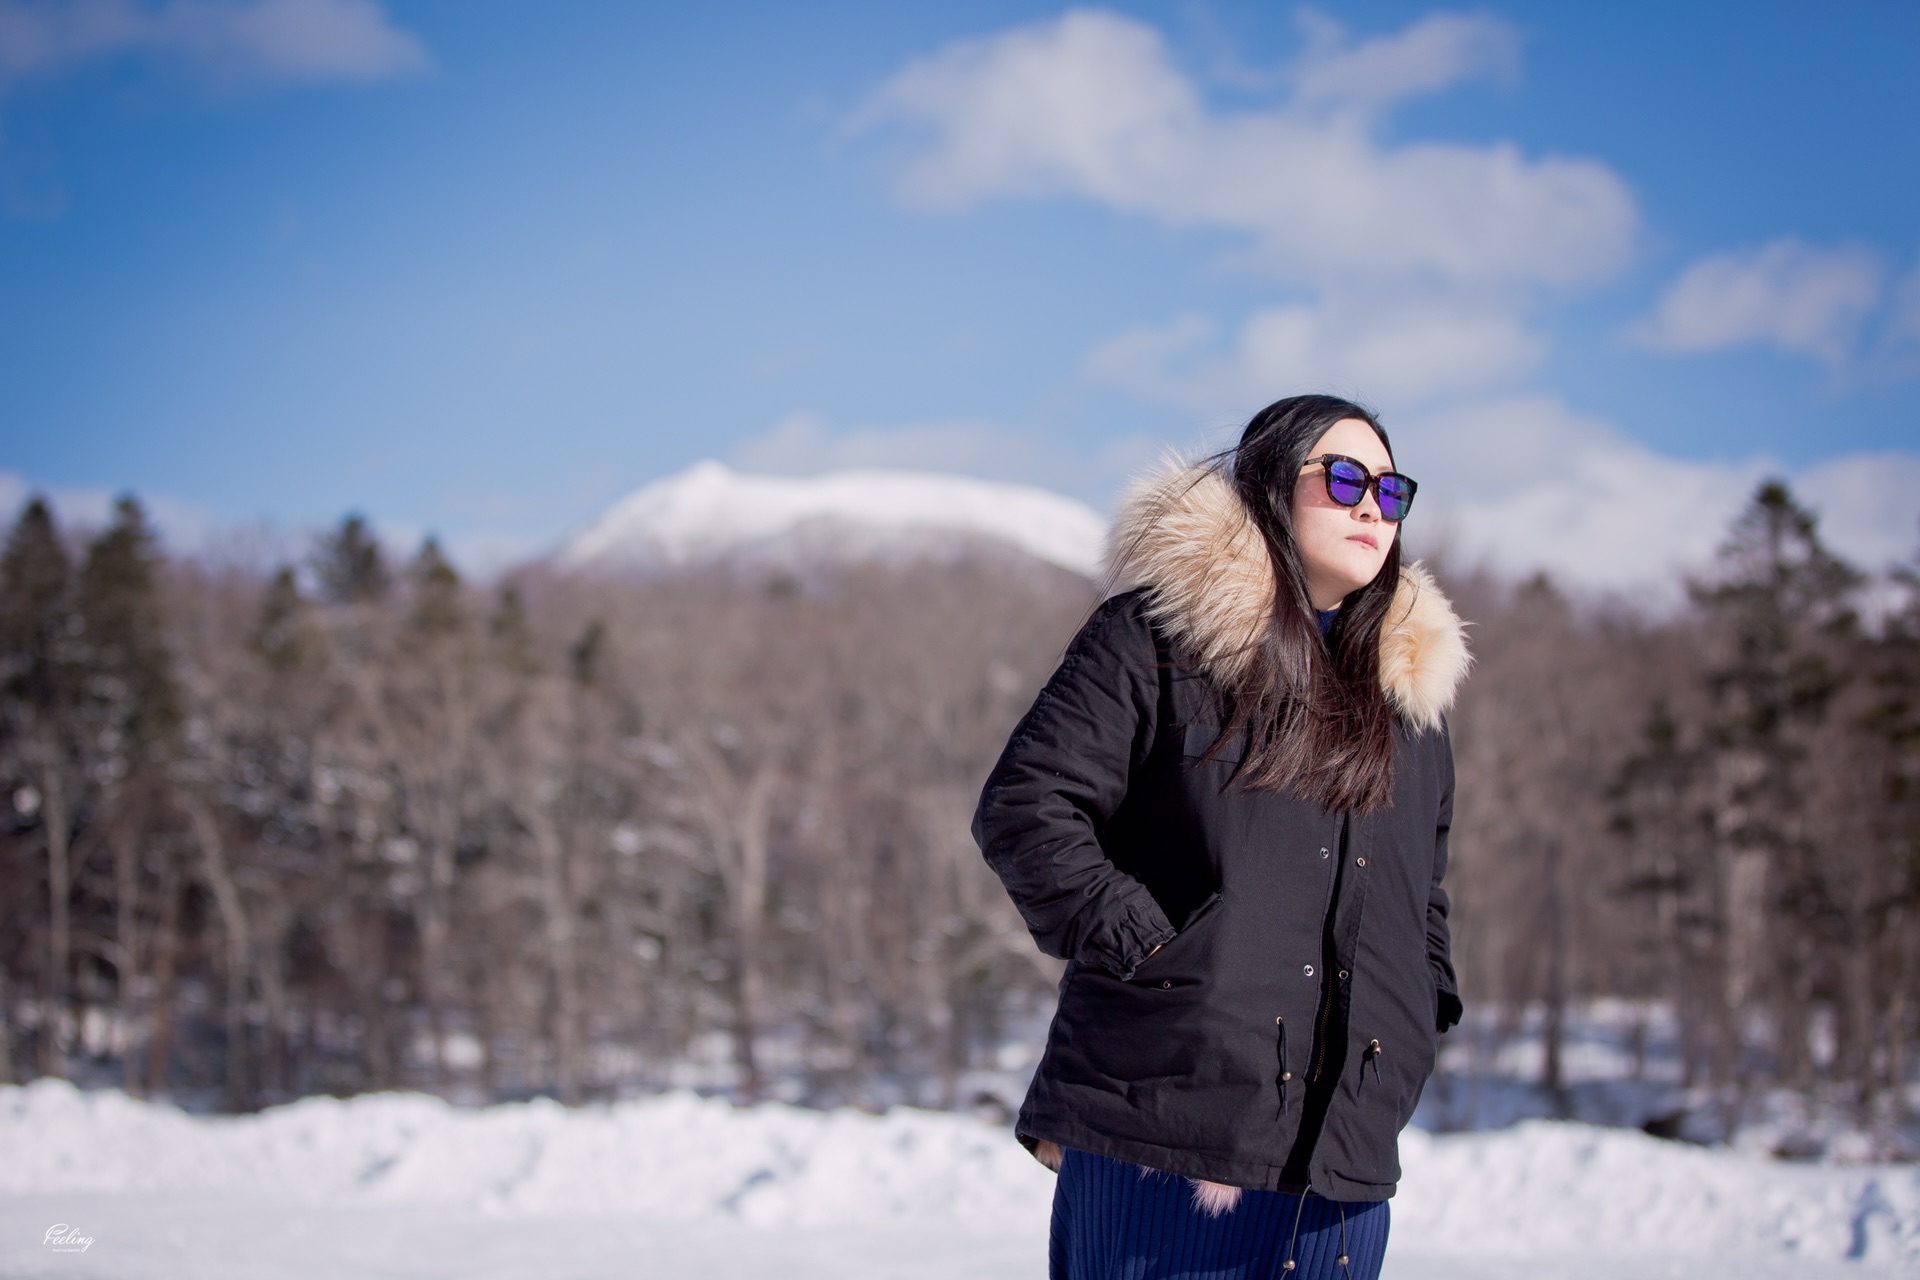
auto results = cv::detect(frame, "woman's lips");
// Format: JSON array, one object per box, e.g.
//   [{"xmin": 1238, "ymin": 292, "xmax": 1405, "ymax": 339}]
[{"xmin": 1349, "ymin": 533, "xmax": 1379, "ymax": 550}]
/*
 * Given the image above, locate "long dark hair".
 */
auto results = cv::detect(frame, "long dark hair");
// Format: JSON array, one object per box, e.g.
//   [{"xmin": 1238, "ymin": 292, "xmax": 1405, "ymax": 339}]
[{"xmin": 1209, "ymin": 394, "xmax": 1402, "ymax": 814}]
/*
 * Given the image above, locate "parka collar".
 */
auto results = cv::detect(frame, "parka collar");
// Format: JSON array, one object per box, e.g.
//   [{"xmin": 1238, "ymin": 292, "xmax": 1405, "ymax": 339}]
[{"xmin": 1102, "ymin": 460, "xmax": 1471, "ymax": 733}]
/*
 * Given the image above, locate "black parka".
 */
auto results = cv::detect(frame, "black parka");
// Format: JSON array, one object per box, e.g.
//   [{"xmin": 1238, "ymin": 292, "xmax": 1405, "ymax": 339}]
[{"xmin": 971, "ymin": 463, "xmax": 1470, "ymax": 1202}]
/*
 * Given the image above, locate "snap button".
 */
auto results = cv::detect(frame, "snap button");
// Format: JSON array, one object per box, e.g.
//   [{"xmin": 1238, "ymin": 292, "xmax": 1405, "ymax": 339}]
[
  {"xmin": 1161, "ymin": 980, "xmax": 1172, "ymax": 989},
  {"xmin": 1281, "ymin": 1070, "xmax": 1293, "ymax": 1081},
  {"xmin": 1319, "ymin": 847, "xmax": 1329, "ymax": 858},
  {"xmin": 1356, "ymin": 856, "xmax": 1367, "ymax": 867},
  {"xmin": 1302, "ymin": 964, "xmax": 1315, "ymax": 977}
]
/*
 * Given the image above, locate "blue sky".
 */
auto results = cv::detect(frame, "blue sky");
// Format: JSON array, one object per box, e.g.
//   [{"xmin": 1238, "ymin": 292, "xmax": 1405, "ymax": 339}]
[{"xmin": 2, "ymin": 0, "xmax": 1917, "ymax": 589}]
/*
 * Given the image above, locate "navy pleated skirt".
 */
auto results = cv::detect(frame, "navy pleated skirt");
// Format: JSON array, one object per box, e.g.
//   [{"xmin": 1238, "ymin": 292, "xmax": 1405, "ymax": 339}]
[{"xmin": 1049, "ymin": 1148, "xmax": 1389, "ymax": 1280}]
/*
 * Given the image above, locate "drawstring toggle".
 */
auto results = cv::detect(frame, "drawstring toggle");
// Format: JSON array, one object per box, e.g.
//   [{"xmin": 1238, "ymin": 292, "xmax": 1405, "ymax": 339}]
[{"xmin": 1275, "ymin": 1016, "xmax": 1291, "ymax": 1116}]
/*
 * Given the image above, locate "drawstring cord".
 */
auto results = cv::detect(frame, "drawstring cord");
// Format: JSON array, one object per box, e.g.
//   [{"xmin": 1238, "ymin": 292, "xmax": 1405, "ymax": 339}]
[
  {"xmin": 1366, "ymin": 1038, "xmax": 1383, "ymax": 1085},
  {"xmin": 1275, "ymin": 1016, "xmax": 1292, "ymax": 1117},
  {"xmin": 1280, "ymin": 1183, "xmax": 1310, "ymax": 1273},
  {"xmin": 1279, "ymin": 1189, "xmax": 1356, "ymax": 1277}
]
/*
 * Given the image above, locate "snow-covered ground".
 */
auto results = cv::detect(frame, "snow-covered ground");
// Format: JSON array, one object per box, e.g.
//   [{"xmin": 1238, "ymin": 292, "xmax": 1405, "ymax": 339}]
[
  {"xmin": 1417, "ymin": 1000, "xmax": 1920, "ymax": 1164},
  {"xmin": 3, "ymin": 1080, "xmax": 1916, "ymax": 1279}
]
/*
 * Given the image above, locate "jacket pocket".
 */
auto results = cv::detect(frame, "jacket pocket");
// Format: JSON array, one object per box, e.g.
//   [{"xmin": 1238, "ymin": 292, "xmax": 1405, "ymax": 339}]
[
  {"xmin": 1056, "ymin": 889, "xmax": 1229, "ymax": 1088},
  {"xmin": 1125, "ymin": 890, "xmax": 1223, "ymax": 987}
]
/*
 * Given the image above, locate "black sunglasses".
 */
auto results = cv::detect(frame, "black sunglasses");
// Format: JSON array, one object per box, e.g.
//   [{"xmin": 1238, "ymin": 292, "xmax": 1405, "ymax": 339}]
[{"xmin": 1303, "ymin": 454, "xmax": 1417, "ymax": 523}]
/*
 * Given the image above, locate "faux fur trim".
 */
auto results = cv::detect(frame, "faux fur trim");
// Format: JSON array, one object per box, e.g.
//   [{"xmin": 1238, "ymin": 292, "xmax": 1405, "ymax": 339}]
[
  {"xmin": 1103, "ymin": 460, "xmax": 1470, "ymax": 731},
  {"xmin": 1377, "ymin": 560, "xmax": 1472, "ymax": 733},
  {"xmin": 1188, "ymin": 1177, "xmax": 1243, "ymax": 1216}
]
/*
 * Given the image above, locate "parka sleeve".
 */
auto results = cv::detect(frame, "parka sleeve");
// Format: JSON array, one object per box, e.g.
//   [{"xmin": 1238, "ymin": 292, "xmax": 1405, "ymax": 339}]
[
  {"xmin": 972, "ymin": 593, "xmax": 1177, "ymax": 981},
  {"xmin": 1429, "ymin": 723, "xmax": 1464, "ymax": 1033}
]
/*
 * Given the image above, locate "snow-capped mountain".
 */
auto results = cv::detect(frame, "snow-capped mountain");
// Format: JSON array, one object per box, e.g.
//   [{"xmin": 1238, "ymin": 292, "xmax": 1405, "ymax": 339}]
[{"xmin": 555, "ymin": 461, "xmax": 1108, "ymax": 578}]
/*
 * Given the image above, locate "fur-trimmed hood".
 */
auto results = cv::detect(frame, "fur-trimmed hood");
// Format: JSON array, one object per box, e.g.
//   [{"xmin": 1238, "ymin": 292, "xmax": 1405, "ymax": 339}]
[{"xmin": 1102, "ymin": 460, "xmax": 1470, "ymax": 731}]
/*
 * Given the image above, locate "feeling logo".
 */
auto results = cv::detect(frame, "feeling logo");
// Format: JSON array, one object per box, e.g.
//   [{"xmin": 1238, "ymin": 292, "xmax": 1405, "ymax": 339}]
[{"xmin": 44, "ymin": 1224, "xmax": 95, "ymax": 1253}]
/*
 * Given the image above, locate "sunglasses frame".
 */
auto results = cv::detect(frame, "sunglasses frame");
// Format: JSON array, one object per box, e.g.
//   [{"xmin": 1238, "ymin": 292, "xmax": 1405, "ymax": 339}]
[{"xmin": 1303, "ymin": 453, "xmax": 1417, "ymax": 523}]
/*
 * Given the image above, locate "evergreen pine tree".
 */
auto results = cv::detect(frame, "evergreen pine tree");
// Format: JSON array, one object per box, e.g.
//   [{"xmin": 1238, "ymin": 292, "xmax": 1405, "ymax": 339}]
[
  {"xmin": 76, "ymin": 495, "xmax": 182, "ymax": 760},
  {"xmin": 569, "ymin": 618, "xmax": 606, "ymax": 687},
  {"xmin": 0, "ymin": 497, "xmax": 82, "ymax": 1077},
  {"xmin": 71, "ymin": 496, "xmax": 184, "ymax": 1096},
  {"xmin": 1691, "ymin": 482, "xmax": 1860, "ymax": 861},
  {"xmin": 250, "ymin": 566, "xmax": 312, "ymax": 672},
  {"xmin": 489, "ymin": 582, "xmax": 539, "ymax": 674},
  {"xmin": 0, "ymin": 497, "xmax": 76, "ymax": 718},
  {"xmin": 1689, "ymin": 480, "xmax": 1863, "ymax": 1089},
  {"xmin": 311, "ymin": 514, "xmax": 391, "ymax": 604},
  {"xmin": 408, "ymin": 536, "xmax": 463, "ymax": 634},
  {"xmin": 1692, "ymin": 481, "xmax": 1860, "ymax": 740}
]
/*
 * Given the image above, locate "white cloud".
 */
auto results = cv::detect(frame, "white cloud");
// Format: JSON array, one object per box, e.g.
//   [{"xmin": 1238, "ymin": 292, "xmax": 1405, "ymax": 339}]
[
  {"xmin": 1289, "ymin": 9, "xmax": 1519, "ymax": 118},
  {"xmin": 858, "ymin": 8, "xmax": 1635, "ymax": 289},
  {"xmin": 1386, "ymin": 397, "xmax": 1920, "ymax": 595},
  {"xmin": 1084, "ymin": 293, "xmax": 1543, "ymax": 412},
  {"xmin": 863, "ymin": 9, "xmax": 1633, "ymax": 426},
  {"xmin": 731, "ymin": 412, "xmax": 1052, "ymax": 483},
  {"xmin": 1877, "ymin": 261, "xmax": 1920, "ymax": 375},
  {"xmin": 1894, "ymin": 264, "xmax": 1920, "ymax": 340},
  {"xmin": 1394, "ymin": 396, "xmax": 1769, "ymax": 594},
  {"xmin": 1794, "ymin": 451, "xmax": 1920, "ymax": 575},
  {"xmin": 1630, "ymin": 239, "xmax": 1885, "ymax": 369},
  {"xmin": 0, "ymin": 0, "xmax": 427, "ymax": 88}
]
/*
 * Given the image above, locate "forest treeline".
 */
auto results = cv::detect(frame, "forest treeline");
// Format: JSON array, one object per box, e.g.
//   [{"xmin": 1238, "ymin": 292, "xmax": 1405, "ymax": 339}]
[{"xmin": 0, "ymin": 484, "xmax": 1916, "ymax": 1135}]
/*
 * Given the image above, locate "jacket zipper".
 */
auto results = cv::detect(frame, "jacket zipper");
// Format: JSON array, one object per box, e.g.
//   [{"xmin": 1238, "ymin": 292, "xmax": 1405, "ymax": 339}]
[
  {"xmin": 1309, "ymin": 819, "xmax": 1344, "ymax": 1083},
  {"xmin": 1310, "ymin": 979, "xmax": 1336, "ymax": 1082}
]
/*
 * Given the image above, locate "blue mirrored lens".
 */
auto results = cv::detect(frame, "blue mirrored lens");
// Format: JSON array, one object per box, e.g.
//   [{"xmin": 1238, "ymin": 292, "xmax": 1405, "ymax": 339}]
[
  {"xmin": 1326, "ymin": 460, "xmax": 1368, "ymax": 505},
  {"xmin": 1377, "ymin": 475, "xmax": 1413, "ymax": 521}
]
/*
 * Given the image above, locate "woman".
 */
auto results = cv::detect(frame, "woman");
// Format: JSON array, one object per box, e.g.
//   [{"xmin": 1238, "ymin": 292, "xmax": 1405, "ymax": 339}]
[{"xmin": 972, "ymin": 395, "xmax": 1470, "ymax": 1280}]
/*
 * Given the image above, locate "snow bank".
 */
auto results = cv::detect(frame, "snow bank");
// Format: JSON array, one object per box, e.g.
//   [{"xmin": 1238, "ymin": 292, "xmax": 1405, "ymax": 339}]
[
  {"xmin": 0, "ymin": 1080, "xmax": 1053, "ymax": 1231},
  {"xmin": 5, "ymin": 1080, "xmax": 1917, "ymax": 1269},
  {"xmin": 1398, "ymin": 1121, "xmax": 1918, "ymax": 1268}
]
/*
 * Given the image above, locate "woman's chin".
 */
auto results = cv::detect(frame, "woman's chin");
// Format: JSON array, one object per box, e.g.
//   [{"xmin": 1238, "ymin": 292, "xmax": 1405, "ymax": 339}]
[{"xmin": 1345, "ymin": 556, "xmax": 1391, "ymax": 591}]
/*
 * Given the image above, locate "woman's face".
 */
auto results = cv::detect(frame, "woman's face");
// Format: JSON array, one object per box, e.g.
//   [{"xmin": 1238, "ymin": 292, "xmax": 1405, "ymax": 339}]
[{"xmin": 1290, "ymin": 417, "xmax": 1398, "ymax": 611}]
